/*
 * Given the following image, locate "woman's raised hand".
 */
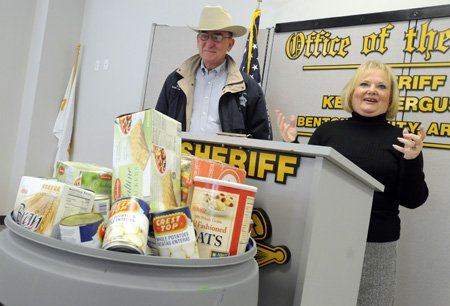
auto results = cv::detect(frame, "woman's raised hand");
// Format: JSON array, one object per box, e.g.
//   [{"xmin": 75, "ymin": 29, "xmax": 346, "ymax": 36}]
[
  {"xmin": 393, "ymin": 125, "xmax": 426, "ymax": 160},
  {"xmin": 276, "ymin": 110, "xmax": 297, "ymax": 143}
]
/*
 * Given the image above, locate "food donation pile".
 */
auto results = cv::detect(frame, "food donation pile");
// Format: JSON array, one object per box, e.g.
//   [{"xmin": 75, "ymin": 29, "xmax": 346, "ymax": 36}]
[{"xmin": 12, "ymin": 109, "xmax": 257, "ymax": 259}]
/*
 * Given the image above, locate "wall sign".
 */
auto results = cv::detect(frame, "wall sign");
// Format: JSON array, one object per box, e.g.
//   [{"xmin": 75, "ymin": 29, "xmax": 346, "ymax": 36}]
[
  {"xmin": 182, "ymin": 141, "xmax": 300, "ymax": 184},
  {"xmin": 267, "ymin": 5, "xmax": 450, "ymax": 150}
]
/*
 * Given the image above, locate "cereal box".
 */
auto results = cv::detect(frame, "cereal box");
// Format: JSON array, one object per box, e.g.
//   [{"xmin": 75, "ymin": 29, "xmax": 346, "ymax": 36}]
[
  {"xmin": 112, "ymin": 109, "xmax": 181, "ymax": 213},
  {"xmin": 55, "ymin": 161, "xmax": 112, "ymax": 195},
  {"xmin": 13, "ymin": 176, "xmax": 95, "ymax": 237}
]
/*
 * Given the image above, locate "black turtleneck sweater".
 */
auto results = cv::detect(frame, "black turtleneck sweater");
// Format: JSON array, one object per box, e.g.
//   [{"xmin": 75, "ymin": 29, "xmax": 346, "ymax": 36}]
[{"xmin": 308, "ymin": 112, "xmax": 428, "ymax": 242}]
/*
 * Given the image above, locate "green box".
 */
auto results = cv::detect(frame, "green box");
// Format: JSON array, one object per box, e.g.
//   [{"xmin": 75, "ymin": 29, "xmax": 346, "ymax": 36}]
[
  {"xmin": 112, "ymin": 109, "xmax": 181, "ymax": 213},
  {"xmin": 55, "ymin": 161, "xmax": 112, "ymax": 195}
]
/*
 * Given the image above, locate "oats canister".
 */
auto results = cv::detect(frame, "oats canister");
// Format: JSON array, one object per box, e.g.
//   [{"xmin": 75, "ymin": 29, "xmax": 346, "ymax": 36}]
[{"xmin": 190, "ymin": 176, "xmax": 257, "ymax": 258}]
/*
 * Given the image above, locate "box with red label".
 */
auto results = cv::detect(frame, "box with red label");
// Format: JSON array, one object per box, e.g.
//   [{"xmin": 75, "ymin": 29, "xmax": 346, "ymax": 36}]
[
  {"xmin": 112, "ymin": 109, "xmax": 181, "ymax": 213},
  {"xmin": 55, "ymin": 161, "xmax": 112, "ymax": 195},
  {"xmin": 180, "ymin": 154, "xmax": 246, "ymax": 206}
]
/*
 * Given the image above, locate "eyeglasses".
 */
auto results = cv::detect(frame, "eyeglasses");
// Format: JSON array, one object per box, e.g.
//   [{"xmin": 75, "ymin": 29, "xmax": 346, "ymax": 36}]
[{"xmin": 197, "ymin": 32, "xmax": 232, "ymax": 43}]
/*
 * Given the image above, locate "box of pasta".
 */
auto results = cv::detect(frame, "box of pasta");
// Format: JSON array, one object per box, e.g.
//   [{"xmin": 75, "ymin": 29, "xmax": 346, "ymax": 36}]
[
  {"xmin": 55, "ymin": 161, "xmax": 112, "ymax": 195},
  {"xmin": 13, "ymin": 176, "xmax": 95, "ymax": 237},
  {"xmin": 112, "ymin": 109, "xmax": 181, "ymax": 213}
]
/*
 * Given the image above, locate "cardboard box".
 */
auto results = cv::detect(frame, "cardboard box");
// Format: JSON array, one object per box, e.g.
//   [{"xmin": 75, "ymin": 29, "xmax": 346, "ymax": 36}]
[
  {"xmin": 55, "ymin": 161, "xmax": 112, "ymax": 195},
  {"xmin": 180, "ymin": 154, "xmax": 246, "ymax": 206},
  {"xmin": 13, "ymin": 176, "xmax": 95, "ymax": 237},
  {"xmin": 191, "ymin": 157, "xmax": 246, "ymax": 183},
  {"xmin": 112, "ymin": 109, "xmax": 181, "ymax": 213}
]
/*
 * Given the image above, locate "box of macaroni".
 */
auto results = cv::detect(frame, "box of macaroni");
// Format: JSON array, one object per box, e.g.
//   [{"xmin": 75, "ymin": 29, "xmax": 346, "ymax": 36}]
[{"xmin": 112, "ymin": 109, "xmax": 181, "ymax": 213}]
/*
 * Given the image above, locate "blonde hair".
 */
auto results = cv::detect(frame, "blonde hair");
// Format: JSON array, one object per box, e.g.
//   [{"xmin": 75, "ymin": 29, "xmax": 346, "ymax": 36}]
[{"xmin": 341, "ymin": 60, "xmax": 399, "ymax": 120}]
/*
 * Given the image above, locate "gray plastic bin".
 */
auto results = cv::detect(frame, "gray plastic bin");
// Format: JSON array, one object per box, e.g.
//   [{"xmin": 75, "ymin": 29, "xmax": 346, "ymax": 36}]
[{"xmin": 0, "ymin": 213, "xmax": 258, "ymax": 306}]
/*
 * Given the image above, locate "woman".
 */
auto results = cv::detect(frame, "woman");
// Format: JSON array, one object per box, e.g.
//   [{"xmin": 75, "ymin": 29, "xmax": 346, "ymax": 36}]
[{"xmin": 277, "ymin": 60, "xmax": 429, "ymax": 305}]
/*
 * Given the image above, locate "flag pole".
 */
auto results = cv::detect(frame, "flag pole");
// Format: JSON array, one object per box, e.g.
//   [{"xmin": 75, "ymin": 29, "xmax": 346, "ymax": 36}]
[
  {"xmin": 53, "ymin": 43, "xmax": 82, "ymax": 174},
  {"xmin": 70, "ymin": 43, "xmax": 81, "ymax": 92},
  {"xmin": 67, "ymin": 43, "xmax": 81, "ymax": 157},
  {"xmin": 239, "ymin": 0, "xmax": 263, "ymax": 84},
  {"xmin": 59, "ymin": 43, "xmax": 81, "ymax": 113},
  {"xmin": 245, "ymin": 7, "xmax": 261, "ymax": 75}
]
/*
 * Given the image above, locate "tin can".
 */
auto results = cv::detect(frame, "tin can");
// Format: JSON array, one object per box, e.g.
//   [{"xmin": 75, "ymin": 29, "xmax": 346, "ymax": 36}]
[
  {"xmin": 102, "ymin": 197, "xmax": 150, "ymax": 254},
  {"xmin": 59, "ymin": 212, "xmax": 105, "ymax": 248},
  {"xmin": 93, "ymin": 194, "xmax": 111, "ymax": 221},
  {"xmin": 151, "ymin": 206, "xmax": 199, "ymax": 259}
]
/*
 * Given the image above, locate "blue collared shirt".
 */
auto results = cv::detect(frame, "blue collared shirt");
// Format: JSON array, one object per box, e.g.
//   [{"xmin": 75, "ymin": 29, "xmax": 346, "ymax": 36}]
[{"xmin": 190, "ymin": 60, "xmax": 228, "ymax": 134}]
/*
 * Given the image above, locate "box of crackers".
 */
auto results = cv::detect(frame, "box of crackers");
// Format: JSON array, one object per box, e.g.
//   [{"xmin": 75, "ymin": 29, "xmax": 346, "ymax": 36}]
[
  {"xmin": 112, "ymin": 109, "xmax": 181, "ymax": 213},
  {"xmin": 13, "ymin": 176, "xmax": 95, "ymax": 237}
]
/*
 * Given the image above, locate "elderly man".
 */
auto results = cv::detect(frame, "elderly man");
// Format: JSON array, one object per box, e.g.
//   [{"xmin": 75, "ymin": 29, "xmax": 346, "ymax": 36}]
[{"xmin": 156, "ymin": 6, "xmax": 272, "ymax": 140}]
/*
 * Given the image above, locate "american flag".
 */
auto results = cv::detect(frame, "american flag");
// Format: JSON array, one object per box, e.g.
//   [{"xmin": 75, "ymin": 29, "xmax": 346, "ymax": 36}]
[{"xmin": 240, "ymin": 8, "xmax": 261, "ymax": 85}]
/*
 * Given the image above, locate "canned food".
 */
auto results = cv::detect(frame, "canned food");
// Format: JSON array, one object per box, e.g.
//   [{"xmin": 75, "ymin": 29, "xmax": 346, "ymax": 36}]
[
  {"xmin": 151, "ymin": 206, "xmax": 199, "ymax": 259},
  {"xmin": 102, "ymin": 197, "xmax": 150, "ymax": 254},
  {"xmin": 59, "ymin": 212, "xmax": 105, "ymax": 248}
]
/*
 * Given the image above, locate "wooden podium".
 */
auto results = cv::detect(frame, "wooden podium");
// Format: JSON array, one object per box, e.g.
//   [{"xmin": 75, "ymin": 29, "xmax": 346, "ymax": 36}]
[{"xmin": 181, "ymin": 133, "xmax": 383, "ymax": 306}]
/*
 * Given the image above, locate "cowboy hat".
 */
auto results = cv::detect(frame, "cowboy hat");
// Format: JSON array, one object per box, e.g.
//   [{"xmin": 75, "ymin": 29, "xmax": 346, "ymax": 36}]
[{"xmin": 190, "ymin": 6, "xmax": 247, "ymax": 37}]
